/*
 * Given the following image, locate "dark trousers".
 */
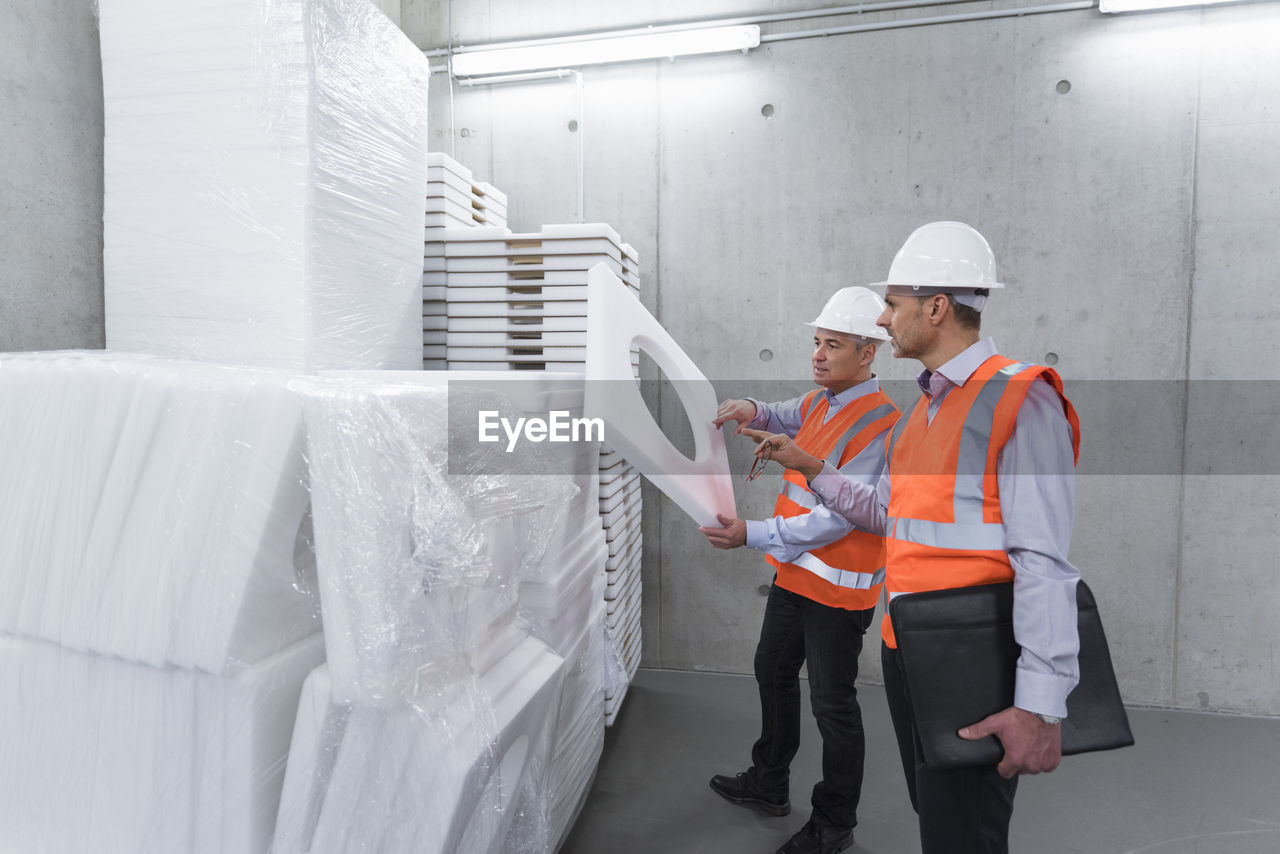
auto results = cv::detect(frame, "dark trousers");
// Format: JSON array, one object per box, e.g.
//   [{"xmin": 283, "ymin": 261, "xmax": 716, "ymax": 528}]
[
  {"xmin": 749, "ymin": 581, "xmax": 875, "ymax": 832},
  {"xmin": 881, "ymin": 642, "xmax": 1019, "ymax": 854}
]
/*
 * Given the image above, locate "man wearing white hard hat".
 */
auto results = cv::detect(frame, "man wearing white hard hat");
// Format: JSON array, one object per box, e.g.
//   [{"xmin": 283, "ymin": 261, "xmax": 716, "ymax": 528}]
[
  {"xmin": 740, "ymin": 222, "xmax": 1083, "ymax": 854},
  {"xmin": 699, "ymin": 286, "xmax": 900, "ymax": 854}
]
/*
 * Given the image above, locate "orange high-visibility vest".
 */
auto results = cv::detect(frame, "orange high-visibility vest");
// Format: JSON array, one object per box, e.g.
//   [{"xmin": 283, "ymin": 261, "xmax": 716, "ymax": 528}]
[
  {"xmin": 881, "ymin": 355, "xmax": 1081, "ymax": 646},
  {"xmin": 766, "ymin": 387, "xmax": 901, "ymax": 610}
]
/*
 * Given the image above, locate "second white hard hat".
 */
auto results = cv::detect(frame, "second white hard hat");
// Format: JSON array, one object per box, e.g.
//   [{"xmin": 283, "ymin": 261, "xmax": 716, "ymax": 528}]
[
  {"xmin": 873, "ymin": 221, "xmax": 1005, "ymax": 291},
  {"xmin": 805, "ymin": 286, "xmax": 891, "ymax": 341}
]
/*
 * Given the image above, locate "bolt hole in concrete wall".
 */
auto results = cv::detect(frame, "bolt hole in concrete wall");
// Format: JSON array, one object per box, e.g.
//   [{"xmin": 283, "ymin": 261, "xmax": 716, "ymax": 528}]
[
  {"xmin": 758, "ymin": 348, "xmax": 773, "ymax": 362},
  {"xmin": 1056, "ymin": 79, "xmax": 1072, "ymax": 94},
  {"xmin": 1045, "ymin": 352, "xmax": 1059, "ymax": 365},
  {"xmin": 760, "ymin": 103, "xmax": 775, "ymax": 118}
]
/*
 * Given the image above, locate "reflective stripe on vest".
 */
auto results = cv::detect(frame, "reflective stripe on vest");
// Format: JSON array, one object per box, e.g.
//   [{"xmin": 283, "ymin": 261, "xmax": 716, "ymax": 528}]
[
  {"xmin": 887, "ymin": 360, "xmax": 1031, "ymax": 525},
  {"xmin": 791, "ymin": 551, "xmax": 886, "ymax": 591},
  {"xmin": 766, "ymin": 387, "xmax": 899, "ymax": 610},
  {"xmin": 952, "ymin": 361, "xmax": 1030, "ymax": 524},
  {"xmin": 775, "ymin": 400, "xmax": 898, "ymax": 510},
  {"xmin": 887, "ymin": 516, "xmax": 1006, "ymax": 551},
  {"xmin": 828, "ymin": 402, "xmax": 900, "ymax": 471},
  {"xmin": 881, "ymin": 356, "xmax": 1080, "ymax": 646},
  {"xmin": 782, "ymin": 480, "xmax": 819, "ymax": 509}
]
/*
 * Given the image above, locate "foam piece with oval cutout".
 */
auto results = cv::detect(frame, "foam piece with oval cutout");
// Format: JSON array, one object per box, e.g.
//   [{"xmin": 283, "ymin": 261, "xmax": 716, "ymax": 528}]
[{"xmin": 584, "ymin": 264, "xmax": 735, "ymax": 527}]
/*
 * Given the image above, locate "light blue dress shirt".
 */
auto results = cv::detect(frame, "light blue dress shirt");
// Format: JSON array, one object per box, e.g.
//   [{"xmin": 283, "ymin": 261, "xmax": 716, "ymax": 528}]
[
  {"xmin": 808, "ymin": 338, "xmax": 1081, "ymax": 718},
  {"xmin": 740, "ymin": 377, "xmax": 892, "ymax": 565}
]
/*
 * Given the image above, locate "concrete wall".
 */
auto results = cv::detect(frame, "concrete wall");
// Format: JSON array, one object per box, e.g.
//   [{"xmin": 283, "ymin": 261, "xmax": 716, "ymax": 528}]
[
  {"xmin": 406, "ymin": 0, "xmax": 1280, "ymax": 716},
  {"xmin": 4, "ymin": 0, "xmax": 1276, "ymax": 715},
  {"xmin": 0, "ymin": 0, "xmax": 105, "ymax": 352}
]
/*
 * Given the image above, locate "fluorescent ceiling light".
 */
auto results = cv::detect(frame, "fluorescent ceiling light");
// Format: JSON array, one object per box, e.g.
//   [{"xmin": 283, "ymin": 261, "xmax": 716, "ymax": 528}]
[
  {"xmin": 1100, "ymin": 0, "xmax": 1244, "ymax": 11},
  {"xmin": 451, "ymin": 25, "xmax": 761, "ymax": 77}
]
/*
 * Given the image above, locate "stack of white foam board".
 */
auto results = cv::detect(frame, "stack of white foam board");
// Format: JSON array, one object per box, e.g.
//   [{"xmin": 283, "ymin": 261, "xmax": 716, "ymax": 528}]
[
  {"xmin": 422, "ymin": 221, "xmax": 645, "ymax": 724},
  {"xmin": 278, "ymin": 375, "xmax": 577, "ymax": 854},
  {"xmin": 423, "ymin": 153, "xmax": 509, "ymax": 369},
  {"xmin": 425, "ymin": 152, "xmax": 509, "ymax": 231},
  {"xmin": 600, "ymin": 444, "xmax": 644, "ymax": 724},
  {"xmin": 0, "ymin": 352, "xmax": 324, "ymax": 853},
  {"xmin": 100, "ymin": 0, "xmax": 430, "ymax": 373},
  {"xmin": 438, "ymin": 224, "xmax": 639, "ymax": 372}
]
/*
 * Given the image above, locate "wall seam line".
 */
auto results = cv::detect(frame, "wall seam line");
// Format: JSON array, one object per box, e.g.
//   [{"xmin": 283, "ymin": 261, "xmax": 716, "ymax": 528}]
[{"xmin": 1171, "ymin": 9, "xmax": 1207, "ymax": 709}]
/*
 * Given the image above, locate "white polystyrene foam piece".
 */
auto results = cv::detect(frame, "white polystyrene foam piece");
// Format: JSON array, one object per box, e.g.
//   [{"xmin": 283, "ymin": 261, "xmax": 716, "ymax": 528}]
[
  {"xmin": 473, "ymin": 181, "xmax": 508, "ymax": 207},
  {"xmin": 446, "ymin": 301, "xmax": 589, "ymax": 318},
  {"xmin": 425, "ymin": 212, "xmax": 481, "ymax": 228},
  {"xmin": 447, "ymin": 315, "xmax": 588, "ymax": 333},
  {"xmin": 273, "ymin": 634, "xmax": 563, "ymax": 854},
  {"xmin": 0, "ymin": 632, "xmax": 323, "ymax": 854},
  {"xmin": 445, "ymin": 266, "xmax": 630, "ymax": 285},
  {"xmin": 442, "ymin": 225, "xmax": 513, "ymax": 241},
  {"xmin": 100, "ymin": 0, "xmax": 430, "ymax": 372},
  {"xmin": 585, "ymin": 264, "xmax": 733, "ymax": 526},
  {"xmin": 426, "ymin": 151, "xmax": 475, "ymax": 180},
  {"xmin": 0, "ymin": 352, "xmax": 317, "ymax": 672},
  {"xmin": 447, "ymin": 255, "xmax": 624, "ymax": 273},
  {"xmin": 445, "ymin": 238, "xmax": 621, "ymax": 259}
]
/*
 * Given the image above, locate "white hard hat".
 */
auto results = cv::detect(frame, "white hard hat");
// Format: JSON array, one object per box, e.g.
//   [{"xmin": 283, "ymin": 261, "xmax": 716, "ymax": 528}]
[
  {"xmin": 804, "ymin": 286, "xmax": 891, "ymax": 341},
  {"xmin": 873, "ymin": 221, "xmax": 1005, "ymax": 295}
]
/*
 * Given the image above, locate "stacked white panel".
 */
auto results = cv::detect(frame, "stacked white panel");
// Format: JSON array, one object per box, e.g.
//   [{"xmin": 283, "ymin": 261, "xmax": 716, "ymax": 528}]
[
  {"xmin": 600, "ymin": 443, "xmax": 644, "ymax": 724},
  {"xmin": 423, "ymin": 153, "xmax": 509, "ymax": 368},
  {"xmin": 277, "ymin": 375, "xmax": 580, "ymax": 854},
  {"xmin": 0, "ymin": 352, "xmax": 324, "ymax": 853},
  {"xmin": 100, "ymin": 0, "xmax": 431, "ymax": 373},
  {"xmin": 425, "ymin": 152, "xmax": 509, "ymax": 230},
  {"xmin": 422, "ymin": 219, "xmax": 645, "ymax": 725},
  {"xmin": 439, "ymin": 224, "xmax": 640, "ymax": 372}
]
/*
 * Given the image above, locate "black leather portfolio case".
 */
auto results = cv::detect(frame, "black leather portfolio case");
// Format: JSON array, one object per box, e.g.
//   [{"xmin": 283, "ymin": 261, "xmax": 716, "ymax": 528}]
[{"xmin": 888, "ymin": 580, "xmax": 1134, "ymax": 770}]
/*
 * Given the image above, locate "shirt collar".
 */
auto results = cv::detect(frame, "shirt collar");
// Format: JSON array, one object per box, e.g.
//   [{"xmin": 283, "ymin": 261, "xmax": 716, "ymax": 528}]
[
  {"xmin": 825, "ymin": 376, "xmax": 881, "ymax": 407},
  {"xmin": 915, "ymin": 337, "xmax": 998, "ymax": 397}
]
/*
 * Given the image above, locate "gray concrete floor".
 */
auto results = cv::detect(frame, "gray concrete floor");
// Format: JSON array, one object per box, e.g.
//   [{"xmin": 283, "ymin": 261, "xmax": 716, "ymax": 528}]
[{"xmin": 560, "ymin": 669, "xmax": 1280, "ymax": 854}]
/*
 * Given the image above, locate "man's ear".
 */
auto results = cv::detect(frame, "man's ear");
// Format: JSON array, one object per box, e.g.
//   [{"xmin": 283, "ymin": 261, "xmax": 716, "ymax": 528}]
[{"xmin": 927, "ymin": 294, "xmax": 950, "ymax": 324}]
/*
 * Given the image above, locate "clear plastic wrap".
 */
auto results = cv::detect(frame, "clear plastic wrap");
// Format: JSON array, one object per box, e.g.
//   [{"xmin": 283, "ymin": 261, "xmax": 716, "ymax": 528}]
[
  {"xmin": 0, "ymin": 607, "xmax": 325, "ymax": 854},
  {"xmin": 0, "ymin": 350, "xmax": 319, "ymax": 673},
  {"xmin": 99, "ymin": 0, "xmax": 430, "ymax": 372},
  {"xmin": 277, "ymin": 374, "xmax": 584, "ymax": 853}
]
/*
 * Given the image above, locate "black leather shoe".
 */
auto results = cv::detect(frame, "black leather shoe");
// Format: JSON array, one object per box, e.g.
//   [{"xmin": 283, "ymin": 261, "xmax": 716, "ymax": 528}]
[
  {"xmin": 775, "ymin": 819, "xmax": 853, "ymax": 854},
  {"xmin": 708, "ymin": 771, "xmax": 791, "ymax": 816}
]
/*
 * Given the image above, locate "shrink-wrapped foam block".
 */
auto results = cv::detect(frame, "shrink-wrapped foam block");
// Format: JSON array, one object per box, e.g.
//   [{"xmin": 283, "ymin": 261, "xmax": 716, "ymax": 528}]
[
  {"xmin": 0, "ymin": 351, "xmax": 318, "ymax": 672},
  {"xmin": 100, "ymin": 0, "xmax": 430, "ymax": 371},
  {"xmin": 294, "ymin": 375, "xmax": 576, "ymax": 701},
  {"xmin": 273, "ymin": 636, "xmax": 563, "ymax": 854},
  {"xmin": 282, "ymin": 372, "xmax": 591, "ymax": 852},
  {"xmin": 0, "ymin": 632, "xmax": 324, "ymax": 854}
]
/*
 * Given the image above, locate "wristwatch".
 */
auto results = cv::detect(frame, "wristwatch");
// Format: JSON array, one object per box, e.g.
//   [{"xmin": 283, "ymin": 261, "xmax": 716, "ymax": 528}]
[{"xmin": 1033, "ymin": 712, "xmax": 1063, "ymax": 725}]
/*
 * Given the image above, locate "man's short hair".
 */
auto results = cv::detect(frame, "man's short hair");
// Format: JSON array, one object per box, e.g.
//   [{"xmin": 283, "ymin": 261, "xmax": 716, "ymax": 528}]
[{"xmin": 945, "ymin": 292, "xmax": 985, "ymax": 330}]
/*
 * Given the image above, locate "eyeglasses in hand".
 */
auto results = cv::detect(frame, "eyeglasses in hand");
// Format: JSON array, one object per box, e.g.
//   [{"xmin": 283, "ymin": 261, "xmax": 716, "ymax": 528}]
[{"xmin": 746, "ymin": 440, "xmax": 772, "ymax": 481}]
